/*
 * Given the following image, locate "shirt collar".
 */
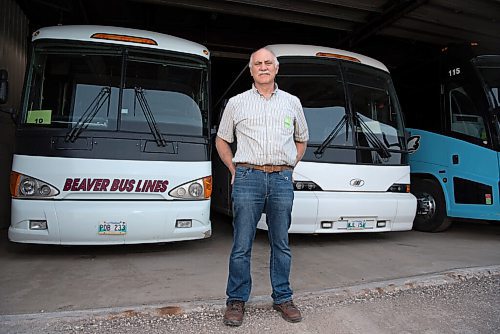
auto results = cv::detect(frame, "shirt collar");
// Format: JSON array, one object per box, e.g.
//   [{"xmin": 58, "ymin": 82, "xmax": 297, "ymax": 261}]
[{"xmin": 252, "ymin": 83, "xmax": 279, "ymax": 97}]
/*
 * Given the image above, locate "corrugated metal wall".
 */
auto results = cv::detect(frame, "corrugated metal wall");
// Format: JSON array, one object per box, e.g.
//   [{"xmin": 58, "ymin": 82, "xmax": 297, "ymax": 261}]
[{"xmin": 0, "ymin": 0, "xmax": 29, "ymax": 229}]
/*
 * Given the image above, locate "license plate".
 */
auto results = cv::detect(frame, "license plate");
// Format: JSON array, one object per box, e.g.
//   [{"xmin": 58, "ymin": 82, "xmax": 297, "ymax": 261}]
[
  {"xmin": 98, "ymin": 221, "xmax": 127, "ymax": 235},
  {"xmin": 339, "ymin": 218, "xmax": 375, "ymax": 230}
]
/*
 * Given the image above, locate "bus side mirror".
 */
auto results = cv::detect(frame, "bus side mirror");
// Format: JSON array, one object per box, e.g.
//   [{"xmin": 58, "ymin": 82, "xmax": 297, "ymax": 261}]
[{"xmin": 0, "ymin": 69, "xmax": 8, "ymax": 104}]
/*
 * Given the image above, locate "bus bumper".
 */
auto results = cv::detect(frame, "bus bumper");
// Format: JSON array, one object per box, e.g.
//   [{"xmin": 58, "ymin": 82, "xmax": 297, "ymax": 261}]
[
  {"xmin": 8, "ymin": 199, "xmax": 211, "ymax": 245},
  {"xmin": 257, "ymin": 191, "xmax": 416, "ymax": 233}
]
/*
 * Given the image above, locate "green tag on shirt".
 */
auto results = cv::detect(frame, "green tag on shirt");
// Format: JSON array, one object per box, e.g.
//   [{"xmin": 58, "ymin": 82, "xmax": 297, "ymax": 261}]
[{"xmin": 284, "ymin": 116, "xmax": 292, "ymax": 128}]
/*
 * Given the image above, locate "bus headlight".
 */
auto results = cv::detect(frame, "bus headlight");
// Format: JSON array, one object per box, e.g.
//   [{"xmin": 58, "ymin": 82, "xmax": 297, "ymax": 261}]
[
  {"xmin": 10, "ymin": 172, "xmax": 60, "ymax": 198},
  {"xmin": 169, "ymin": 176, "xmax": 212, "ymax": 200},
  {"xmin": 188, "ymin": 182, "xmax": 203, "ymax": 197},
  {"xmin": 387, "ymin": 183, "xmax": 410, "ymax": 193},
  {"xmin": 293, "ymin": 181, "xmax": 322, "ymax": 191}
]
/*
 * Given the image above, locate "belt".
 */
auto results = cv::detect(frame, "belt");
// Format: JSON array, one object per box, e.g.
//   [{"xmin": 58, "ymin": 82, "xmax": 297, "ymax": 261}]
[{"xmin": 236, "ymin": 163, "xmax": 293, "ymax": 173}]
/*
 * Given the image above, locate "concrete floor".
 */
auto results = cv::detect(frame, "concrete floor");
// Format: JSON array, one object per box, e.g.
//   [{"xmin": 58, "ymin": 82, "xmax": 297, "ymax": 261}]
[{"xmin": 0, "ymin": 213, "xmax": 499, "ymax": 315}]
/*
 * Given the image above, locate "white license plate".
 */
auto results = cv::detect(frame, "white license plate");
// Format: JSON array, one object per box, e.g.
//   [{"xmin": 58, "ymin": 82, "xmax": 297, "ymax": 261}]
[
  {"xmin": 339, "ymin": 218, "xmax": 375, "ymax": 230},
  {"xmin": 98, "ymin": 221, "xmax": 127, "ymax": 235}
]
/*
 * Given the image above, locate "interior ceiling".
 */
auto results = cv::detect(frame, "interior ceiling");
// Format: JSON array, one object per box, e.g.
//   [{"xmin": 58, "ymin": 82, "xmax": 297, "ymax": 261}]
[{"xmin": 15, "ymin": 0, "xmax": 500, "ymax": 69}]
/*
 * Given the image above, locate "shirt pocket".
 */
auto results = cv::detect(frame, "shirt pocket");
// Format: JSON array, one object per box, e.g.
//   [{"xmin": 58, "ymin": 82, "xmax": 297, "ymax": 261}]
[{"xmin": 280, "ymin": 112, "xmax": 295, "ymax": 136}]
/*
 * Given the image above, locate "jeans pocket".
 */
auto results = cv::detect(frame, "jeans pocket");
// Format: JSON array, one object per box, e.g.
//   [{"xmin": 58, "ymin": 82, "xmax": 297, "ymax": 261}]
[
  {"xmin": 234, "ymin": 167, "xmax": 251, "ymax": 181},
  {"xmin": 277, "ymin": 170, "xmax": 293, "ymax": 182}
]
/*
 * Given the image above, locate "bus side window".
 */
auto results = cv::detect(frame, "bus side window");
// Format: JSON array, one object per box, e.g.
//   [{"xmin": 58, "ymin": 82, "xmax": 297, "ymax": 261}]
[{"xmin": 448, "ymin": 87, "xmax": 486, "ymax": 141}]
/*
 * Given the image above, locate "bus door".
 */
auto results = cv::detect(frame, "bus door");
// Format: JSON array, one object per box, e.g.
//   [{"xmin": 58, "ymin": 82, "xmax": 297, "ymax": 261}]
[{"xmin": 442, "ymin": 63, "xmax": 499, "ymax": 220}]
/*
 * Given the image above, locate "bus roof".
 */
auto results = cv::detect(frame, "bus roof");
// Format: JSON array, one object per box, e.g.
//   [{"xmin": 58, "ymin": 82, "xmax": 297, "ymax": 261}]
[
  {"xmin": 266, "ymin": 44, "xmax": 388, "ymax": 72},
  {"xmin": 32, "ymin": 25, "xmax": 210, "ymax": 59}
]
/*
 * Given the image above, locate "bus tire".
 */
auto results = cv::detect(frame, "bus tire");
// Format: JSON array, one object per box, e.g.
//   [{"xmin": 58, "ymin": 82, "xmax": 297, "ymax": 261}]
[{"xmin": 412, "ymin": 179, "xmax": 452, "ymax": 232}]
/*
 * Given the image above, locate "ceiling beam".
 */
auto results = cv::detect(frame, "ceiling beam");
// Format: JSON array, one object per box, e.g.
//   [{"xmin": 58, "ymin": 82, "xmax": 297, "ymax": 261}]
[
  {"xmin": 431, "ymin": 0, "xmax": 500, "ymax": 20},
  {"xmin": 381, "ymin": 25, "xmax": 462, "ymax": 46},
  {"xmin": 221, "ymin": 0, "xmax": 367, "ymax": 22},
  {"xmin": 337, "ymin": 0, "xmax": 429, "ymax": 48},
  {"xmin": 308, "ymin": 0, "xmax": 385, "ymax": 13},
  {"xmin": 132, "ymin": 0, "xmax": 355, "ymax": 30},
  {"xmin": 407, "ymin": 4, "xmax": 500, "ymax": 38},
  {"xmin": 26, "ymin": 0, "xmax": 73, "ymax": 12}
]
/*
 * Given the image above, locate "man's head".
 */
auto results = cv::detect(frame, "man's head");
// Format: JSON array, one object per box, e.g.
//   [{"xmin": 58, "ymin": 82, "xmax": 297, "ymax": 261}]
[{"xmin": 249, "ymin": 47, "xmax": 279, "ymax": 86}]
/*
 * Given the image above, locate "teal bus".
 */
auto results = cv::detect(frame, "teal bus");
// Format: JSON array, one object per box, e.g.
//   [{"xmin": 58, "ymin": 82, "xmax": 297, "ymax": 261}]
[{"xmin": 404, "ymin": 43, "xmax": 500, "ymax": 231}]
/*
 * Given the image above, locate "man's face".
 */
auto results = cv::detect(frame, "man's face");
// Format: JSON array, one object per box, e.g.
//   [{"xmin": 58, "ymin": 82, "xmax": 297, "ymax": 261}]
[{"xmin": 250, "ymin": 49, "xmax": 279, "ymax": 85}]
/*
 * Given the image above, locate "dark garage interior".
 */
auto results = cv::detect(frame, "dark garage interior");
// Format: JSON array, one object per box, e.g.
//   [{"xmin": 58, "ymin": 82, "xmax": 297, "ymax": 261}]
[{"xmin": 13, "ymin": 0, "xmax": 500, "ymax": 103}]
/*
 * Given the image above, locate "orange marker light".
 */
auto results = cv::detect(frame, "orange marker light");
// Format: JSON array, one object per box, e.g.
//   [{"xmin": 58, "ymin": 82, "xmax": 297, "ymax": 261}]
[
  {"xmin": 203, "ymin": 176, "xmax": 212, "ymax": 199},
  {"xmin": 91, "ymin": 33, "xmax": 158, "ymax": 45},
  {"xmin": 316, "ymin": 52, "xmax": 360, "ymax": 63},
  {"xmin": 10, "ymin": 171, "xmax": 21, "ymax": 197}
]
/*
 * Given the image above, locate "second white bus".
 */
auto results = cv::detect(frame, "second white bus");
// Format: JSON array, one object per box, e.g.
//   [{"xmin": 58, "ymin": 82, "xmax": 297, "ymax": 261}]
[{"xmin": 212, "ymin": 44, "xmax": 416, "ymax": 233}]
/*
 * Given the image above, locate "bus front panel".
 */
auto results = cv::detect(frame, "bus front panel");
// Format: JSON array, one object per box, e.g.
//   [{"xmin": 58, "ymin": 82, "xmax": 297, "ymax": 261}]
[{"xmin": 9, "ymin": 155, "xmax": 211, "ymax": 244}]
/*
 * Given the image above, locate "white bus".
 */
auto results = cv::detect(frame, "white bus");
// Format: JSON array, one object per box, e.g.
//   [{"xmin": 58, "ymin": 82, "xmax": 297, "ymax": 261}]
[
  {"xmin": 212, "ymin": 44, "xmax": 416, "ymax": 233},
  {"xmin": 4, "ymin": 26, "xmax": 212, "ymax": 244}
]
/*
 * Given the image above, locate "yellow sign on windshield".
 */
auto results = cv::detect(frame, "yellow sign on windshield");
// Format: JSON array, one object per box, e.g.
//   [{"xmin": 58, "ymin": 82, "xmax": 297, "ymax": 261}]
[{"xmin": 27, "ymin": 110, "xmax": 52, "ymax": 125}]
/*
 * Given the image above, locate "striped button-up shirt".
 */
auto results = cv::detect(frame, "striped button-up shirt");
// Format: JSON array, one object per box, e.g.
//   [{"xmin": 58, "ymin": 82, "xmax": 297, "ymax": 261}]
[{"xmin": 217, "ymin": 85, "xmax": 309, "ymax": 166}]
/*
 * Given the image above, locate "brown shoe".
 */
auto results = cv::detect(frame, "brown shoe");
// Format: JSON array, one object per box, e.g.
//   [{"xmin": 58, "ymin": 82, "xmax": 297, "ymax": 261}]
[
  {"xmin": 223, "ymin": 301, "xmax": 245, "ymax": 326},
  {"xmin": 273, "ymin": 300, "xmax": 302, "ymax": 323}
]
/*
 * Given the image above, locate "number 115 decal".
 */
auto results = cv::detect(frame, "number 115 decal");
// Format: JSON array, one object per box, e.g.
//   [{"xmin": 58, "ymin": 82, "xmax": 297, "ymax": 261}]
[{"xmin": 448, "ymin": 67, "xmax": 461, "ymax": 77}]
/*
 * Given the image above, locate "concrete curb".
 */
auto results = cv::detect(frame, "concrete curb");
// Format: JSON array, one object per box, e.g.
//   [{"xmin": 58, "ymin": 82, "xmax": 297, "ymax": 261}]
[
  {"xmin": 1, "ymin": 264, "xmax": 499, "ymax": 325},
  {"xmin": 297, "ymin": 264, "xmax": 500, "ymax": 305}
]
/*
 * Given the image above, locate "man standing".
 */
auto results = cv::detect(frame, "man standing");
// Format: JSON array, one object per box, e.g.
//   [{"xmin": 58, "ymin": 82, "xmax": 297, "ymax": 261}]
[{"xmin": 216, "ymin": 47, "xmax": 309, "ymax": 326}]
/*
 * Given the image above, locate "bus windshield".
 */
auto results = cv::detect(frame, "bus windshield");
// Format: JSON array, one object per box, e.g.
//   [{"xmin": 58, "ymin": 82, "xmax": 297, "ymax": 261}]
[
  {"xmin": 473, "ymin": 55, "xmax": 500, "ymax": 147},
  {"xmin": 23, "ymin": 42, "xmax": 209, "ymax": 138},
  {"xmin": 277, "ymin": 59, "xmax": 351, "ymax": 147},
  {"xmin": 277, "ymin": 58, "xmax": 406, "ymax": 162},
  {"xmin": 344, "ymin": 62, "xmax": 405, "ymax": 153},
  {"xmin": 473, "ymin": 55, "xmax": 500, "ymax": 109}
]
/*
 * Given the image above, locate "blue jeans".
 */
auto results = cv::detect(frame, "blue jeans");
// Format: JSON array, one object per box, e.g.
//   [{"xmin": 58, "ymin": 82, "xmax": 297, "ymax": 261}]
[{"xmin": 226, "ymin": 166, "xmax": 294, "ymax": 305}]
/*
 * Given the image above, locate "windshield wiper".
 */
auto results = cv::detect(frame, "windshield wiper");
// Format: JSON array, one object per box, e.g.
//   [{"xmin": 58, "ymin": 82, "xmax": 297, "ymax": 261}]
[
  {"xmin": 65, "ymin": 86, "xmax": 110, "ymax": 142},
  {"xmin": 355, "ymin": 113, "xmax": 391, "ymax": 159},
  {"xmin": 134, "ymin": 87, "xmax": 167, "ymax": 147},
  {"xmin": 314, "ymin": 112, "xmax": 392, "ymax": 159},
  {"xmin": 314, "ymin": 113, "xmax": 350, "ymax": 157}
]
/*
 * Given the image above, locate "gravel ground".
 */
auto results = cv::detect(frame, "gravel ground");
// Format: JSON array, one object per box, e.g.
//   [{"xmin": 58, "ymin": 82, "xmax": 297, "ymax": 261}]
[{"xmin": 2, "ymin": 270, "xmax": 499, "ymax": 334}]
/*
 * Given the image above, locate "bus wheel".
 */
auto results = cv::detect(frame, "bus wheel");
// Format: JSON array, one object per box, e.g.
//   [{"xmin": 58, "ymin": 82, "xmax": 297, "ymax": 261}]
[{"xmin": 412, "ymin": 179, "xmax": 452, "ymax": 232}]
